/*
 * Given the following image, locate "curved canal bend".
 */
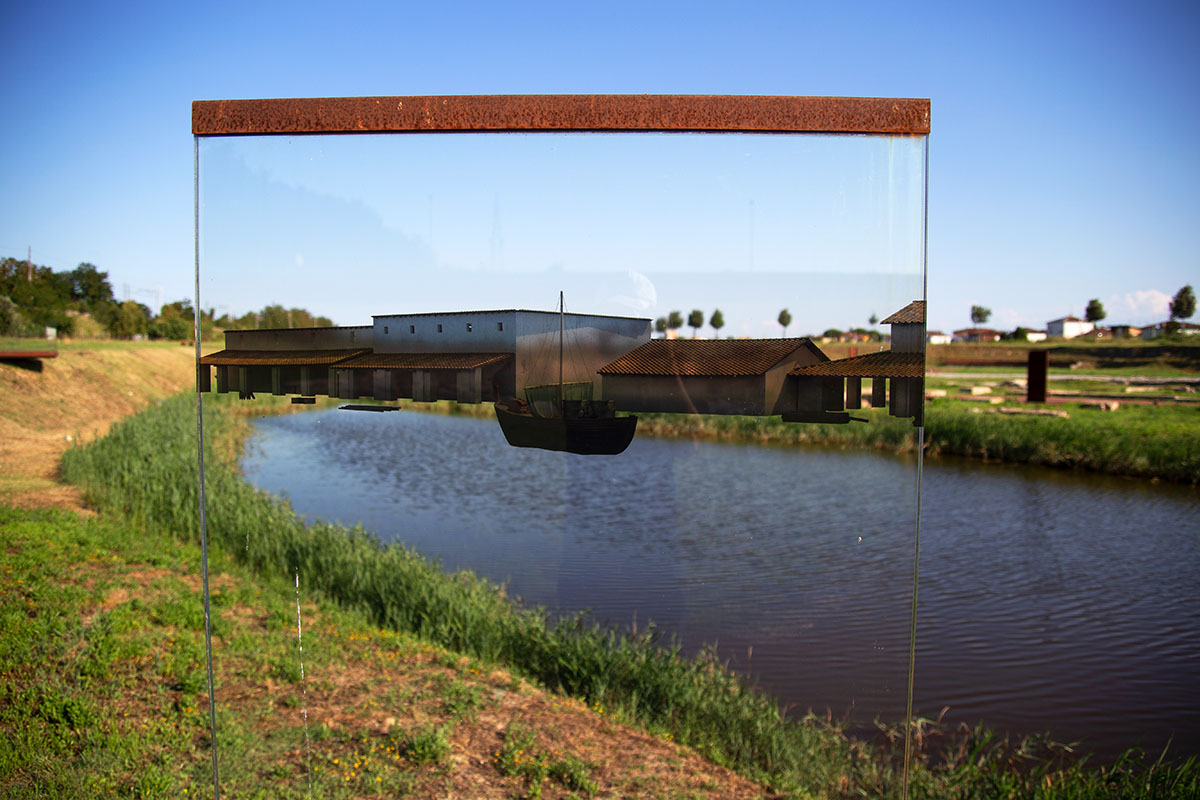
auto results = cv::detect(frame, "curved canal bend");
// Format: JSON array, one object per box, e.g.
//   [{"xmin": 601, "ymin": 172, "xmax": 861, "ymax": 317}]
[{"xmin": 241, "ymin": 408, "xmax": 1200, "ymax": 760}]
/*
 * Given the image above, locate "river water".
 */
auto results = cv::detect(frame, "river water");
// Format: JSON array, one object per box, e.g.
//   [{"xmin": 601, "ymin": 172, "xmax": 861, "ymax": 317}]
[{"xmin": 241, "ymin": 407, "xmax": 1200, "ymax": 759}]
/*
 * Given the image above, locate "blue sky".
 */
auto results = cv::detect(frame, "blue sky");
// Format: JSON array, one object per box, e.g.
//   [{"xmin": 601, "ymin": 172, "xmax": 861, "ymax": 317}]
[{"xmin": 1, "ymin": 0, "xmax": 1197, "ymax": 335}]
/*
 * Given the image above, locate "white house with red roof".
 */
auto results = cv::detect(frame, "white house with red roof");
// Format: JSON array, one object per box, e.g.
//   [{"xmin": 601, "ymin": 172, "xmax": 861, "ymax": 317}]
[{"xmin": 1046, "ymin": 316, "xmax": 1094, "ymax": 339}]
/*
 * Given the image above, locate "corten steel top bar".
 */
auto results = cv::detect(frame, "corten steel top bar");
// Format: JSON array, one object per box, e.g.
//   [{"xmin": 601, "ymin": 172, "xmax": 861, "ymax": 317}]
[{"xmin": 193, "ymin": 95, "xmax": 930, "ymax": 137}]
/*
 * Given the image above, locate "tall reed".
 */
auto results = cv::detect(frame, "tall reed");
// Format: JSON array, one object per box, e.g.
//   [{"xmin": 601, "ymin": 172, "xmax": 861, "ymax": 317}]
[
  {"xmin": 60, "ymin": 394, "xmax": 1200, "ymax": 797},
  {"xmin": 635, "ymin": 402, "xmax": 1199, "ymax": 484}
]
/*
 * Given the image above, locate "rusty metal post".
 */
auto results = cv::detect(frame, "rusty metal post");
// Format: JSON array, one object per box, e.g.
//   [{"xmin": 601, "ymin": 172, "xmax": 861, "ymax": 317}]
[
  {"xmin": 846, "ymin": 377, "xmax": 862, "ymax": 409},
  {"xmin": 1027, "ymin": 350, "xmax": 1048, "ymax": 403},
  {"xmin": 871, "ymin": 376, "xmax": 887, "ymax": 408}
]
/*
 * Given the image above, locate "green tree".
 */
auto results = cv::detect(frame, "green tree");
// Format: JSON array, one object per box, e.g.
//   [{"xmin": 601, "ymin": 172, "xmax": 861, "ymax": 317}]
[
  {"xmin": 232, "ymin": 310, "xmax": 259, "ymax": 329},
  {"xmin": 260, "ymin": 304, "xmax": 291, "ymax": 329},
  {"xmin": 0, "ymin": 295, "xmax": 34, "ymax": 336},
  {"xmin": 970, "ymin": 305, "xmax": 991, "ymax": 325},
  {"xmin": 107, "ymin": 300, "xmax": 149, "ymax": 339},
  {"xmin": 1085, "ymin": 298, "xmax": 1106, "ymax": 323},
  {"xmin": 148, "ymin": 315, "xmax": 192, "ymax": 341},
  {"xmin": 654, "ymin": 316, "xmax": 667, "ymax": 337},
  {"xmin": 868, "ymin": 312, "xmax": 879, "ymax": 327},
  {"xmin": 778, "ymin": 308, "xmax": 792, "ymax": 337},
  {"xmin": 1170, "ymin": 285, "xmax": 1196, "ymax": 321},
  {"xmin": 687, "ymin": 309, "xmax": 704, "ymax": 338},
  {"xmin": 667, "ymin": 310, "xmax": 683, "ymax": 336},
  {"xmin": 289, "ymin": 308, "xmax": 316, "ymax": 327},
  {"xmin": 159, "ymin": 298, "xmax": 193, "ymax": 319},
  {"xmin": 69, "ymin": 263, "xmax": 114, "ymax": 310},
  {"xmin": 823, "ymin": 328, "xmax": 843, "ymax": 339},
  {"xmin": 0, "ymin": 257, "xmax": 72, "ymax": 322},
  {"xmin": 710, "ymin": 309, "xmax": 725, "ymax": 337}
]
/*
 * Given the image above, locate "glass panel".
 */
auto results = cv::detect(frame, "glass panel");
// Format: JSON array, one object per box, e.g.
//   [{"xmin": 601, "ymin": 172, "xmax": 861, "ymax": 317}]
[{"xmin": 196, "ymin": 130, "xmax": 927, "ymax": 791}]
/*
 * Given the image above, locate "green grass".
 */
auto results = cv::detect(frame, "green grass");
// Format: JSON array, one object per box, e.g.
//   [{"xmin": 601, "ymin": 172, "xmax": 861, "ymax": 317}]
[
  {"xmin": 0, "ymin": 504, "xmax": 532, "ymax": 798},
  {"xmin": 0, "ymin": 335, "xmax": 57, "ymax": 353},
  {"xmin": 930, "ymin": 363, "xmax": 1200, "ymax": 378},
  {"xmin": 923, "ymin": 399, "xmax": 1200, "ymax": 483},
  {"xmin": 632, "ymin": 399, "xmax": 1200, "ymax": 484},
  {"xmin": 494, "ymin": 722, "xmax": 598, "ymax": 798},
  {"xmin": 43, "ymin": 392, "xmax": 1200, "ymax": 797}
]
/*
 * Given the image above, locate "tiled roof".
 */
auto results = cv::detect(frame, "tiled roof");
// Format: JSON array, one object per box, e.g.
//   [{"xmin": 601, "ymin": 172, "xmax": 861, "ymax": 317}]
[
  {"xmin": 337, "ymin": 352, "xmax": 512, "ymax": 370},
  {"xmin": 598, "ymin": 338, "xmax": 826, "ymax": 377},
  {"xmin": 372, "ymin": 309, "xmax": 651, "ymax": 322},
  {"xmin": 790, "ymin": 350, "xmax": 924, "ymax": 378},
  {"xmin": 198, "ymin": 348, "xmax": 369, "ymax": 366},
  {"xmin": 881, "ymin": 300, "xmax": 925, "ymax": 325}
]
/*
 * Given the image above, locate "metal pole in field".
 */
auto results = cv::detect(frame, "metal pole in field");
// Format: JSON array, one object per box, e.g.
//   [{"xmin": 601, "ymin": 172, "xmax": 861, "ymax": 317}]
[
  {"xmin": 194, "ymin": 136, "xmax": 222, "ymax": 800},
  {"xmin": 558, "ymin": 290, "xmax": 564, "ymax": 411},
  {"xmin": 1027, "ymin": 350, "xmax": 1048, "ymax": 403}
]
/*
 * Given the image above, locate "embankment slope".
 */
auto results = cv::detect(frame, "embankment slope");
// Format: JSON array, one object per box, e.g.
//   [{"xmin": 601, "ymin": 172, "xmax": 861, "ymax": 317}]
[{"xmin": 0, "ymin": 341, "xmax": 195, "ymax": 509}]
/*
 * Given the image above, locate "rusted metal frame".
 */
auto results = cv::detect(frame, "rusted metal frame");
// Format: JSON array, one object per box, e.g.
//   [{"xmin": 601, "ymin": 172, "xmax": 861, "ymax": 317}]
[{"xmin": 193, "ymin": 95, "xmax": 930, "ymax": 137}]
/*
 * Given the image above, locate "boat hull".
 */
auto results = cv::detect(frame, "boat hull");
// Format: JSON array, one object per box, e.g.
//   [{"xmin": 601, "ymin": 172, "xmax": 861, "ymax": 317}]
[{"xmin": 494, "ymin": 404, "xmax": 637, "ymax": 455}]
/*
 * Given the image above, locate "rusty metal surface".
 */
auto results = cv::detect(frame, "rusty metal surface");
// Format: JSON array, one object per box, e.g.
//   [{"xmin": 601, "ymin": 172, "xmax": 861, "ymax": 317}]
[
  {"xmin": 198, "ymin": 348, "xmax": 369, "ymax": 366},
  {"xmin": 790, "ymin": 350, "xmax": 925, "ymax": 379},
  {"xmin": 598, "ymin": 338, "xmax": 825, "ymax": 378},
  {"xmin": 1027, "ymin": 350, "xmax": 1049, "ymax": 403},
  {"xmin": 880, "ymin": 300, "xmax": 926, "ymax": 325},
  {"xmin": 193, "ymin": 95, "xmax": 929, "ymax": 136}
]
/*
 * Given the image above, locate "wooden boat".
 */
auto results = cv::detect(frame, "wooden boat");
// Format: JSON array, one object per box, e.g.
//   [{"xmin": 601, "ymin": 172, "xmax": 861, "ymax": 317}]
[
  {"xmin": 493, "ymin": 292, "xmax": 638, "ymax": 455},
  {"xmin": 495, "ymin": 397, "xmax": 637, "ymax": 455}
]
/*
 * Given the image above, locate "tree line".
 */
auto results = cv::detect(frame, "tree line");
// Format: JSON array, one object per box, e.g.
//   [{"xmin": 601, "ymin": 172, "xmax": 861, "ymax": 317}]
[
  {"xmin": 0, "ymin": 256, "xmax": 333, "ymax": 340},
  {"xmin": 650, "ymin": 307, "xmax": 883, "ymax": 341},
  {"xmin": 967, "ymin": 285, "xmax": 1195, "ymax": 334},
  {"xmin": 654, "ymin": 309, "xmax": 725, "ymax": 339}
]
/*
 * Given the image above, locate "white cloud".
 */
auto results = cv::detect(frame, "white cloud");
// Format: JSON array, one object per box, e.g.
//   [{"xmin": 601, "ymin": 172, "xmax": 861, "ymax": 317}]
[
  {"xmin": 1108, "ymin": 289, "xmax": 1171, "ymax": 324},
  {"xmin": 610, "ymin": 270, "xmax": 657, "ymax": 312}
]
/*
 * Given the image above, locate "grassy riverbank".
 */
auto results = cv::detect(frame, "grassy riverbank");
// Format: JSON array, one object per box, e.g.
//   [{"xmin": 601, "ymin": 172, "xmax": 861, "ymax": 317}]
[
  {"xmin": 635, "ymin": 399, "xmax": 1199, "ymax": 484},
  {"xmin": 35, "ymin": 391, "xmax": 1198, "ymax": 797}
]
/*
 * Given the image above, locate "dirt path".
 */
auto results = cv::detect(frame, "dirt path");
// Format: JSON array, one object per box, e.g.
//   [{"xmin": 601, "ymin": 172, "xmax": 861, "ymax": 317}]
[{"xmin": 0, "ymin": 342, "xmax": 197, "ymax": 511}]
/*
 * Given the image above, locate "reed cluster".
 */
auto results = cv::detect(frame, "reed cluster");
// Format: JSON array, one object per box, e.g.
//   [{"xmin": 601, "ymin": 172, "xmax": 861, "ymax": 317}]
[
  {"xmin": 635, "ymin": 401, "xmax": 1199, "ymax": 484},
  {"xmin": 59, "ymin": 394, "xmax": 1199, "ymax": 797},
  {"xmin": 922, "ymin": 402, "xmax": 1199, "ymax": 483}
]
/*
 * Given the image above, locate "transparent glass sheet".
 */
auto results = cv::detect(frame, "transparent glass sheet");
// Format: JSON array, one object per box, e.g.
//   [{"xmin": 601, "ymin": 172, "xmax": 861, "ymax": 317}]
[{"xmin": 196, "ymin": 130, "xmax": 927, "ymax": 775}]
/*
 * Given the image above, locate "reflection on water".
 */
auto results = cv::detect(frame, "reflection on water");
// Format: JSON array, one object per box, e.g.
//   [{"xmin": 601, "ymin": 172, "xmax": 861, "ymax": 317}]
[{"xmin": 242, "ymin": 408, "xmax": 1199, "ymax": 758}]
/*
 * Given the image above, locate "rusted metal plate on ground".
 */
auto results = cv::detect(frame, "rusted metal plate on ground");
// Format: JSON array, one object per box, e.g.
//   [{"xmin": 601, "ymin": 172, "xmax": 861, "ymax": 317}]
[{"xmin": 193, "ymin": 95, "xmax": 930, "ymax": 136}]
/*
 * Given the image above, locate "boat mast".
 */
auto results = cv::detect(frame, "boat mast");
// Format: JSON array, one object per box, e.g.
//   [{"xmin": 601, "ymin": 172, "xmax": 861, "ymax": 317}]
[{"xmin": 558, "ymin": 290, "xmax": 564, "ymax": 412}]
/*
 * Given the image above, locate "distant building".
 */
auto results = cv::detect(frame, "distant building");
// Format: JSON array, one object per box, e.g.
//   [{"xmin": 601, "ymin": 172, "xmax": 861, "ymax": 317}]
[
  {"xmin": 1076, "ymin": 327, "xmax": 1113, "ymax": 340},
  {"xmin": 952, "ymin": 328, "xmax": 1002, "ymax": 343},
  {"xmin": 785, "ymin": 300, "xmax": 926, "ymax": 425},
  {"xmin": 1024, "ymin": 329, "xmax": 1048, "ymax": 343},
  {"xmin": 200, "ymin": 310, "xmax": 651, "ymax": 402},
  {"xmin": 1109, "ymin": 325, "xmax": 1142, "ymax": 339},
  {"xmin": 926, "ymin": 330, "xmax": 951, "ymax": 345},
  {"xmin": 598, "ymin": 338, "xmax": 829, "ymax": 416},
  {"xmin": 1141, "ymin": 321, "xmax": 1200, "ymax": 339},
  {"xmin": 1046, "ymin": 316, "xmax": 1094, "ymax": 339}
]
